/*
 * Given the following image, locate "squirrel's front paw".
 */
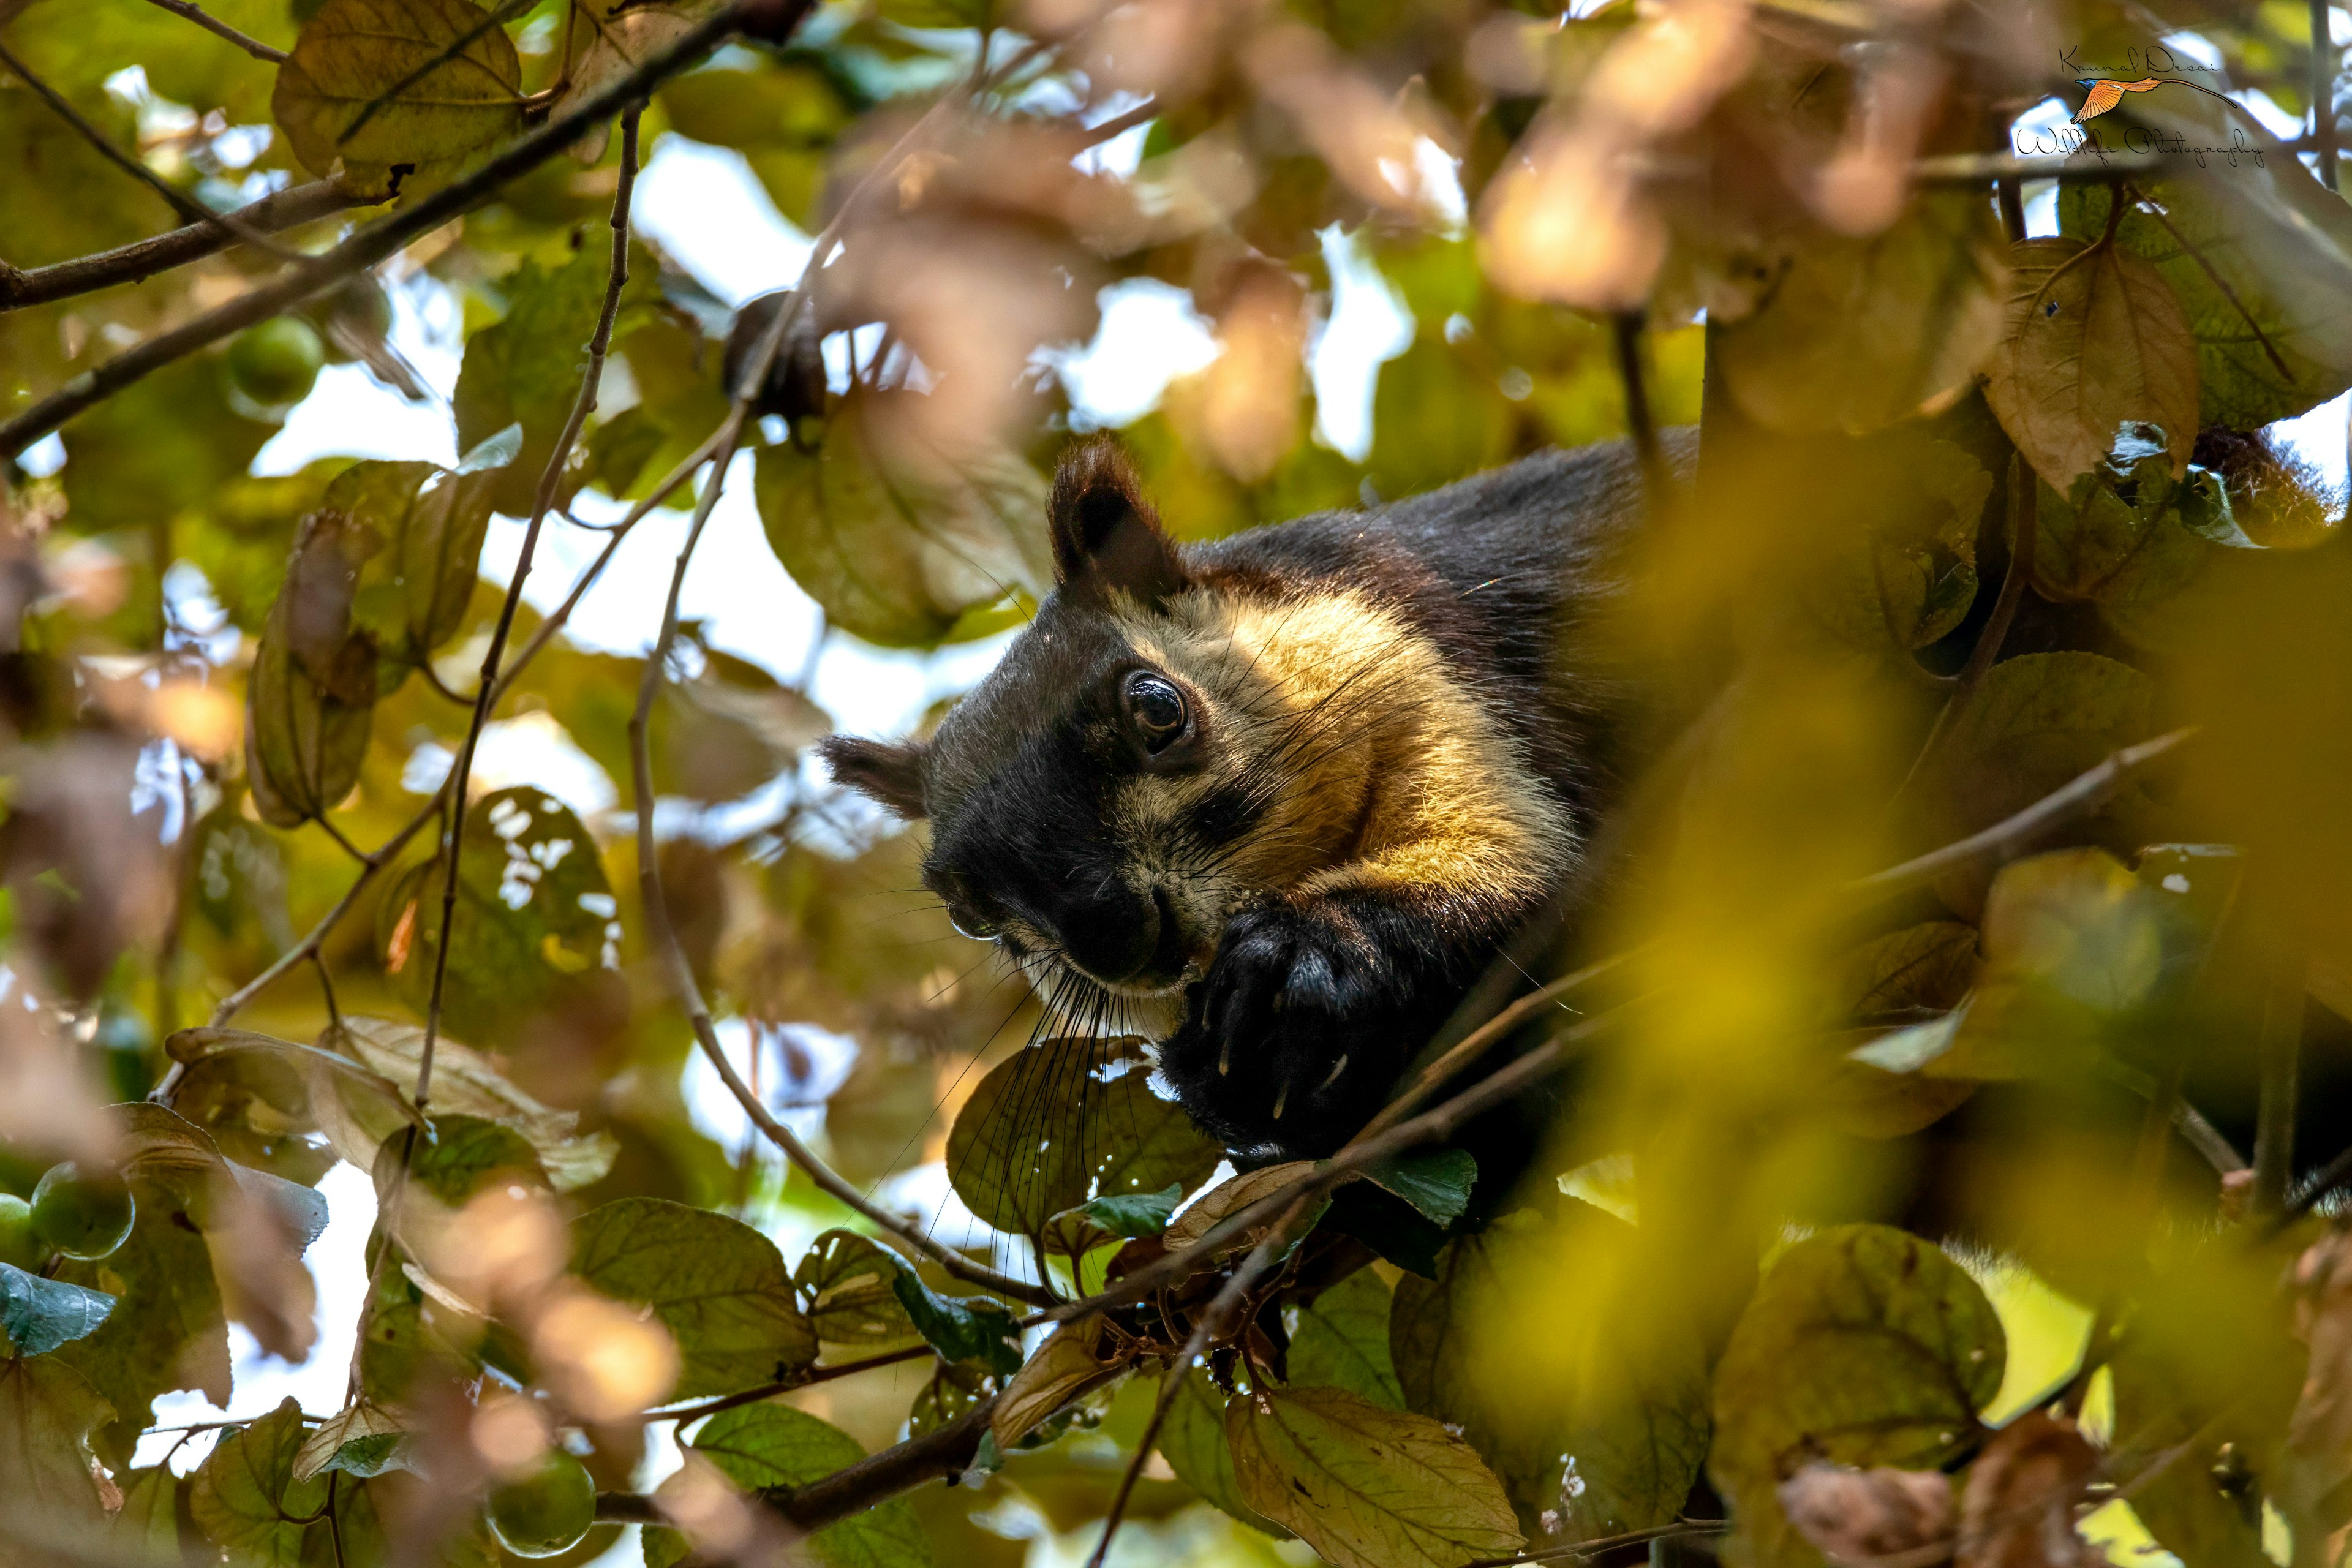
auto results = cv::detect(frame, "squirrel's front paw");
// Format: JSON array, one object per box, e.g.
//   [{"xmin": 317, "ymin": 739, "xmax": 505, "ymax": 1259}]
[{"xmin": 1156, "ymin": 902, "xmax": 1401, "ymax": 1157}]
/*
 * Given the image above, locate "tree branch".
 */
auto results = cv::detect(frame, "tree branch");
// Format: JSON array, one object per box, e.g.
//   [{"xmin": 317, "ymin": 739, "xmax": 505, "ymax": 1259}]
[
  {"xmin": 595, "ymin": 1396, "xmax": 998, "ymax": 1531},
  {"xmin": 0, "ymin": 37, "xmax": 300, "ymax": 262},
  {"xmin": 1849, "ymin": 727, "xmax": 2195, "ymax": 907},
  {"xmin": 0, "ymin": 179, "xmax": 366, "ymax": 314},
  {"xmin": 415, "ymin": 106, "xmax": 644, "ymax": 1110},
  {"xmin": 137, "ymin": 0, "xmax": 287, "ymax": 62},
  {"xmin": 0, "ymin": 0, "xmax": 799, "ymax": 461}
]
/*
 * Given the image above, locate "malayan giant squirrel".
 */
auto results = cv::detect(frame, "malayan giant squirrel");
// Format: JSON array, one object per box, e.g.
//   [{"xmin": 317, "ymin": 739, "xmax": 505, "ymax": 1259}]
[{"xmin": 820, "ymin": 435, "xmax": 1669, "ymax": 1162}]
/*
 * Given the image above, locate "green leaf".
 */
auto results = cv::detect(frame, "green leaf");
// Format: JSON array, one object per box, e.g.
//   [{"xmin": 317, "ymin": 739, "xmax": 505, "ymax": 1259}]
[
  {"xmin": 1939, "ymin": 849, "xmax": 2165, "ymax": 1078},
  {"xmin": 405, "ymin": 1112, "xmax": 549, "ymax": 1204},
  {"xmin": 0, "ymin": 1355, "xmax": 115, "ymax": 1526},
  {"xmin": 376, "ymin": 788, "xmax": 622, "ymax": 1045},
  {"xmin": 165, "ymin": 1023, "xmax": 426, "ymax": 1187},
  {"xmin": 271, "ymin": 0, "xmax": 524, "ymax": 198},
  {"xmin": 1078, "ymin": 1182, "xmax": 1184, "ymax": 1238},
  {"xmin": 1718, "ymin": 193, "xmax": 2009, "ymax": 434},
  {"xmin": 1158, "ymin": 1367, "xmax": 1291, "ymax": 1537},
  {"xmin": 889, "ymin": 1268, "xmax": 1022, "ymax": 1379},
  {"xmin": 190, "ymin": 1398, "xmax": 329, "ymax": 1567},
  {"xmin": 1226, "ymin": 1384, "xmax": 1523, "ymax": 1568},
  {"xmin": 1287, "ymin": 1267, "xmax": 1406, "ymax": 1411},
  {"xmin": 754, "ymin": 391, "xmax": 1050, "ymax": 649},
  {"xmin": 1390, "ymin": 1207, "xmax": 1710, "ymax": 1542},
  {"xmin": 794, "ymin": 1229, "xmax": 921, "ymax": 1351},
  {"xmin": 453, "ymin": 246, "xmax": 617, "ymax": 517},
  {"xmin": 2027, "ymin": 451, "xmax": 2216, "ymax": 652},
  {"xmin": 1709, "ymin": 1225, "xmax": 2004, "ymax": 1568},
  {"xmin": 114, "ymin": 1464, "xmax": 183, "ymax": 1554},
  {"xmin": 944, "ymin": 1035, "xmax": 1220, "ymax": 1238},
  {"xmin": 571, "ymin": 1197, "xmax": 817, "ymax": 1400},
  {"xmin": 292, "ymin": 1401, "xmax": 409, "ymax": 1480},
  {"xmin": 1361, "ymin": 1150, "xmax": 1477, "ymax": 1227},
  {"xmin": 55, "ymin": 1192, "xmax": 231, "ymax": 1466},
  {"xmin": 687, "ymin": 1402, "xmax": 935, "ymax": 1567},
  {"xmin": 2059, "ymin": 129, "xmax": 2352, "ymax": 427},
  {"xmin": 1986, "ymin": 236, "xmax": 2199, "ymax": 492},
  {"xmin": 0, "ymin": 1262, "xmax": 115, "ymax": 1355}
]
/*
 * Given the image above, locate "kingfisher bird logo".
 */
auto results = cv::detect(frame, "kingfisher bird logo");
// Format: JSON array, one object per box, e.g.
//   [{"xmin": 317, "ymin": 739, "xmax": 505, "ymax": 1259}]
[{"xmin": 2074, "ymin": 75, "xmax": 2238, "ymax": 121}]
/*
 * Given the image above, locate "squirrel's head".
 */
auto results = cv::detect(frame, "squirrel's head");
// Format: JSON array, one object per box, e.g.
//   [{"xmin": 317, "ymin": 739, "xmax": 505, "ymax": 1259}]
[{"xmin": 821, "ymin": 437, "xmax": 1383, "ymax": 1016}]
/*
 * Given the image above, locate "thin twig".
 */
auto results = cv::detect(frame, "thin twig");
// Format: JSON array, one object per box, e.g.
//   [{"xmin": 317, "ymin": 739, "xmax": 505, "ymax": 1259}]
[
  {"xmin": 0, "ymin": 179, "xmax": 364, "ymax": 314},
  {"xmin": 1849, "ymin": 728, "xmax": 2195, "ymax": 906},
  {"xmin": 625, "ymin": 364, "xmax": 1050, "ymax": 1305},
  {"xmin": 2255, "ymin": 940, "xmax": 2307, "ymax": 1219},
  {"xmin": 0, "ymin": 0, "xmax": 797, "ymax": 461},
  {"xmin": 137, "ymin": 0, "xmax": 287, "ymax": 61},
  {"xmin": 416, "ymin": 107, "xmax": 645, "ymax": 1111},
  {"xmin": 1467, "ymin": 1522, "xmax": 1727, "ymax": 1568},
  {"xmin": 1613, "ymin": 310, "xmax": 1670, "ymax": 514},
  {"xmin": 149, "ymin": 416, "xmax": 725, "ymax": 1091},
  {"xmin": 638, "ymin": 1343, "xmax": 938, "ymax": 1427},
  {"xmin": 2314, "ymin": 0, "xmax": 2340, "ymax": 191},
  {"xmin": 0, "ymin": 39, "xmax": 301, "ymax": 262}
]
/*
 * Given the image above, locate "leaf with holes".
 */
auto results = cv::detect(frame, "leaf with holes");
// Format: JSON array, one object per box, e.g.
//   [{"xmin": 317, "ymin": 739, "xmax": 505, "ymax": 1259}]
[
  {"xmin": 794, "ymin": 1229, "xmax": 921, "ymax": 1351},
  {"xmin": 271, "ymin": 0, "xmax": 523, "ymax": 199},
  {"xmin": 571, "ymin": 1197, "xmax": 816, "ymax": 1399},
  {"xmin": 1391, "ymin": 1205, "xmax": 1711, "ymax": 1542},
  {"xmin": 1986, "ymin": 236, "xmax": 2199, "ymax": 493},
  {"xmin": 1709, "ymin": 1226, "xmax": 2005, "ymax": 1568},
  {"xmin": 945, "ymin": 1035, "xmax": 1221, "ymax": 1238},
  {"xmin": 375, "ymin": 788, "xmax": 623, "ymax": 1046},
  {"xmin": 1226, "ymin": 1384, "xmax": 1523, "ymax": 1568}
]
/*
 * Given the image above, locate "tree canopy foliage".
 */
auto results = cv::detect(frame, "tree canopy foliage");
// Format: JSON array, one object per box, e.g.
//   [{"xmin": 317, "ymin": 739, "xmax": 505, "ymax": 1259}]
[{"xmin": 4, "ymin": 0, "xmax": 2352, "ymax": 1565}]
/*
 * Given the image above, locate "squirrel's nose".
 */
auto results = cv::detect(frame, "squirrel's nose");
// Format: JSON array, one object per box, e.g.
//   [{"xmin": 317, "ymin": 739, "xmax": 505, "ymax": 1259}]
[{"xmin": 1049, "ymin": 884, "xmax": 1161, "ymax": 987}]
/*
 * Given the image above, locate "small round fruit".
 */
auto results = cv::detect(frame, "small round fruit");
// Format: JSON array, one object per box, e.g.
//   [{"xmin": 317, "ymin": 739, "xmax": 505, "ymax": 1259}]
[
  {"xmin": 0, "ymin": 1194, "xmax": 39, "ymax": 1270},
  {"xmin": 30, "ymin": 1163, "xmax": 134, "ymax": 1261},
  {"xmin": 485, "ymin": 1450, "xmax": 596, "ymax": 1559},
  {"xmin": 226, "ymin": 317, "xmax": 325, "ymax": 407}
]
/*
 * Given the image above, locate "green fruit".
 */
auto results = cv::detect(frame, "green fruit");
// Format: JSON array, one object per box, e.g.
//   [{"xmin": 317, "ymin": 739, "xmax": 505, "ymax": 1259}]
[
  {"xmin": 30, "ymin": 1163, "xmax": 134, "ymax": 1262},
  {"xmin": 485, "ymin": 1450, "xmax": 596, "ymax": 1558},
  {"xmin": 0, "ymin": 1194, "xmax": 39, "ymax": 1270},
  {"xmin": 225, "ymin": 317, "xmax": 325, "ymax": 407}
]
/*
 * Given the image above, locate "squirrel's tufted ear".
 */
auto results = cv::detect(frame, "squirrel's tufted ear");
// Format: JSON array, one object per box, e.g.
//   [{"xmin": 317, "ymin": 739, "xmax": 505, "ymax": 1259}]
[
  {"xmin": 820, "ymin": 734, "xmax": 930, "ymax": 820},
  {"xmin": 1048, "ymin": 437, "xmax": 1188, "ymax": 603}
]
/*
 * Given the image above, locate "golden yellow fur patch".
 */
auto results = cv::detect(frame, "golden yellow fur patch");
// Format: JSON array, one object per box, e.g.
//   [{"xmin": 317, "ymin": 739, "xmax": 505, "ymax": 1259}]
[{"xmin": 1106, "ymin": 581, "xmax": 1573, "ymax": 974}]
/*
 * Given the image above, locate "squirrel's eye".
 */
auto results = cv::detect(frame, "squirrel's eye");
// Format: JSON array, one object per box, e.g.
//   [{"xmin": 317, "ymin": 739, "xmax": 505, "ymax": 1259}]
[
  {"xmin": 948, "ymin": 906, "xmax": 1000, "ymax": 941},
  {"xmin": 1123, "ymin": 671, "xmax": 1188, "ymax": 752}
]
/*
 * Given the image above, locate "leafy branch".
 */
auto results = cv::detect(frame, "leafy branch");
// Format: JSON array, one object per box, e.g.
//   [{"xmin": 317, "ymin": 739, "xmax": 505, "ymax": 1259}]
[
  {"xmin": 0, "ymin": 178, "xmax": 366, "ymax": 313},
  {"xmin": 135, "ymin": 0, "xmax": 287, "ymax": 63},
  {"xmin": 413, "ymin": 102, "xmax": 646, "ymax": 1110},
  {"xmin": 0, "ymin": 0, "xmax": 801, "ymax": 461}
]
